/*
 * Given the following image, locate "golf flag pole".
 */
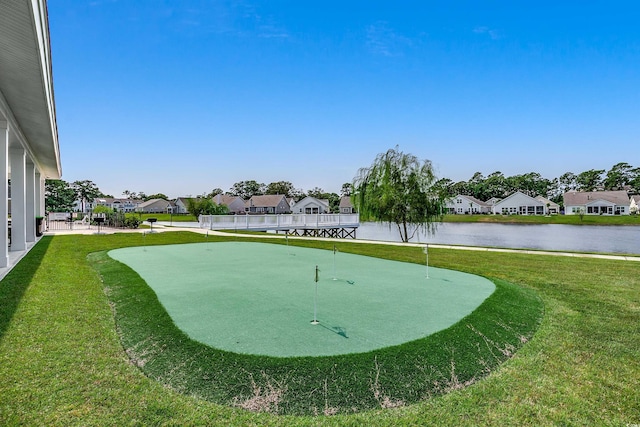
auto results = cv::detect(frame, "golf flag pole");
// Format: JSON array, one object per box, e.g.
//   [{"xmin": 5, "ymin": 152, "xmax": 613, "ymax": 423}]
[
  {"xmin": 424, "ymin": 244, "xmax": 429, "ymax": 279},
  {"xmin": 311, "ymin": 265, "xmax": 319, "ymax": 324},
  {"xmin": 332, "ymin": 244, "xmax": 337, "ymax": 280}
]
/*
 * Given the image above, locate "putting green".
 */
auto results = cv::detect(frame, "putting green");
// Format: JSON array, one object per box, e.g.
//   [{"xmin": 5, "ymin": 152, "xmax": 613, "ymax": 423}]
[{"xmin": 108, "ymin": 242, "xmax": 495, "ymax": 357}]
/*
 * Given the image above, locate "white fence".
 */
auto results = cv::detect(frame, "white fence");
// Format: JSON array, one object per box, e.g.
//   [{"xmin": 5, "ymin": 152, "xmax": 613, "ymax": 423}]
[{"xmin": 199, "ymin": 213, "xmax": 360, "ymax": 231}]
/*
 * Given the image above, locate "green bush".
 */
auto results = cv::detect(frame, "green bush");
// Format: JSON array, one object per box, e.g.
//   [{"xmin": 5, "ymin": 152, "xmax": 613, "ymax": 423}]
[{"xmin": 124, "ymin": 214, "xmax": 141, "ymax": 229}]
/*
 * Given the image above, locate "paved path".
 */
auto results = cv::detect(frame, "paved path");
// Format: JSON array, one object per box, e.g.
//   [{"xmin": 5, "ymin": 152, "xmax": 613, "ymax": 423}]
[{"xmin": 42, "ymin": 224, "xmax": 640, "ymax": 262}]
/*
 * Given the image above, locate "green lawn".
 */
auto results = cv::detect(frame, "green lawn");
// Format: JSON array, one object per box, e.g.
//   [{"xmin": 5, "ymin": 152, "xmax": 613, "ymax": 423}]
[
  {"xmin": 1, "ymin": 232, "xmax": 638, "ymax": 425},
  {"xmin": 137, "ymin": 212, "xmax": 199, "ymax": 222}
]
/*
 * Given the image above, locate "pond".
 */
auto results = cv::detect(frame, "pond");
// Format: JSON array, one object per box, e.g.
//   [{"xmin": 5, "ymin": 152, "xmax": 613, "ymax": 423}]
[{"xmin": 357, "ymin": 222, "xmax": 640, "ymax": 255}]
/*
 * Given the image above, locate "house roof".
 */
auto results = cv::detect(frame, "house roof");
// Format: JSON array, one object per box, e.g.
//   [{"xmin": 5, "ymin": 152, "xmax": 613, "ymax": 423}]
[
  {"xmin": 339, "ymin": 196, "xmax": 354, "ymax": 208},
  {"xmin": 563, "ymin": 190, "xmax": 630, "ymax": 206},
  {"xmin": 246, "ymin": 194, "xmax": 287, "ymax": 207},
  {"xmin": 214, "ymin": 194, "xmax": 243, "ymax": 206},
  {"xmin": 0, "ymin": 1, "xmax": 61, "ymax": 179},
  {"xmin": 292, "ymin": 196, "xmax": 330, "ymax": 208},
  {"xmin": 494, "ymin": 191, "xmax": 544, "ymax": 206},
  {"xmin": 535, "ymin": 196, "xmax": 559, "ymax": 207},
  {"xmin": 455, "ymin": 194, "xmax": 490, "ymax": 207},
  {"xmin": 94, "ymin": 198, "xmax": 141, "ymax": 204},
  {"xmin": 137, "ymin": 198, "xmax": 170, "ymax": 208}
]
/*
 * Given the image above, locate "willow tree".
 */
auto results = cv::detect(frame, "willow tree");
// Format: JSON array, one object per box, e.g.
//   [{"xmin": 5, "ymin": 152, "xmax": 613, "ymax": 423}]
[{"xmin": 353, "ymin": 147, "xmax": 445, "ymax": 242}]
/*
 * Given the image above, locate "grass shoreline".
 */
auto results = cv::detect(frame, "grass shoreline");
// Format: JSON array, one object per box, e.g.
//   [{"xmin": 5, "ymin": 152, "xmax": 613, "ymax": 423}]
[{"xmin": 1, "ymin": 232, "xmax": 638, "ymax": 425}]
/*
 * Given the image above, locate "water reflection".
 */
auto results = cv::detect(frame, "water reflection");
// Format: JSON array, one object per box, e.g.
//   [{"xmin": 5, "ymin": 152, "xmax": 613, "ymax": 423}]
[{"xmin": 357, "ymin": 222, "xmax": 640, "ymax": 255}]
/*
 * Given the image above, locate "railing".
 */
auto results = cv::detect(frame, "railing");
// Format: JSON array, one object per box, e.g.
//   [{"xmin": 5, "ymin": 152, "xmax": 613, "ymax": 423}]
[{"xmin": 199, "ymin": 213, "xmax": 360, "ymax": 231}]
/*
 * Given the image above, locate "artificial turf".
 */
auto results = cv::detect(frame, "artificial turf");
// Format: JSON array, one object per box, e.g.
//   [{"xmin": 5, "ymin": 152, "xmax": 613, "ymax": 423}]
[
  {"xmin": 107, "ymin": 241, "xmax": 495, "ymax": 357},
  {"xmin": 93, "ymin": 238, "xmax": 541, "ymax": 415}
]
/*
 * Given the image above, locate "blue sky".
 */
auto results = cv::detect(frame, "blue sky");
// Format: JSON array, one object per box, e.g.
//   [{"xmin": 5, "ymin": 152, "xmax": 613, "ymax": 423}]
[{"xmin": 49, "ymin": 1, "xmax": 640, "ymax": 198}]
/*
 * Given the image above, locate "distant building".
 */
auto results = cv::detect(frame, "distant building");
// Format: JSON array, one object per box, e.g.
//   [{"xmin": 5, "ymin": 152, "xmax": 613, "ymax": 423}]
[
  {"xmin": 213, "ymin": 194, "xmax": 246, "ymax": 214},
  {"xmin": 493, "ymin": 191, "xmax": 546, "ymax": 215},
  {"xmin": 534, "ymin": 196, "xmax": 560, "ymax": 215},
  {"xmin": 245, "ymin": 195, "xmax": 291, "ymax": 214},
  {"xmin": 563, "ymin": 190, "xmax": 630, "ymax": 215},
  {"xmin": 136, "ymin": 198, "xmax": 174, "ymax": 214},
  {"xmin": 291, "ymin": 196, "xmax": 330, "ymax": 214},
  {"xmin": 90, "ymin": 198, "xmax": 141, "ymax": 213},
  {"xmin": 174, "ymin": 197, "xmax": 191, "ymax": 214},
  {"xmin": 445, "ymin": 195, "xmax": 491, "ymax": 214},
  {"xmin": 339, "ymin": 196, "xmax": 356, "ymax": 214}
]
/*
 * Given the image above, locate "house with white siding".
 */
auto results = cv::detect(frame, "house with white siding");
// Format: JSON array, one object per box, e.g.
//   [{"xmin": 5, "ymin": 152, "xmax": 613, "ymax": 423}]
[
  {"xmin": 563, "ymin": 190, "xmax": 631, "ymax": 215},
  {"xmin": 136, "ymin": 198, "xmax": 173, "ymax": 214},
  {"xmin": 534, "ymin": 196, "xmax": 560, "ymax": 215},
  {"xmin": 174, "ymin": 197, "xmax": 191, "ymax": 214},
  {"xmin": 91, "ymin": 198, "xmax": 141, "ymax": 213},
  {"xmin": 445, "ymin": 195, "xmax": 491, "ymax": 214},
  {"xmin": 291, "ymin": 196, "xmax": 330, "ymax": 214},
  {"xmin": 493, "ymin": 191, "xmax": 546, "ymax": 215}
]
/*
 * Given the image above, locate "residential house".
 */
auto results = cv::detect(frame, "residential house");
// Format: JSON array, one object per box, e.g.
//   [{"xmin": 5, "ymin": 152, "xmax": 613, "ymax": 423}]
[
  {"xmin": 493, "ymin": 191, "xmax": 546, "ymax": 215},
  {"xmin": 630, "ymin": 195, "xmax": 639, "ymax": 215},
  {"xmin": 213, "ymin": 194, "xmax": 246, "ymax": 214},
  {"xmin": 291, "ymin": 196, "xmax": 330, "ymax": 214},
  {"xmin": 245, "ymin": 195, "xmax": 291, "ymax": 214},
  {"xmin": 174, "ymin": 197, "xmax": 191, "ymax": 214},
  {"xmin": 91, "ymin": 198, "xmax": 141, "ymax": 213},
  {"xmin": 486, "ymin": 197, "xmax": 502, "ymax": 207},
  {"xmin": 339, "ymin": 196, "xmax": 356, "ymax": 214},
  {"xmin": 446, "ymin": 195, "xmax": 491, "ymax": 214},
  {"xmin": 0, "ymin": 1, "xmax": 61, "ymax": 268},
  {"xmin": 534, "ymin": 196, "xmax": 560, "ymax": 215},
  {"xmin": 563, "ymin": 190, "xmax": 631, "ymax": 215},
  {"xmin": 136, "ymin": 198, "xmax": 174, "ymax": 214}
]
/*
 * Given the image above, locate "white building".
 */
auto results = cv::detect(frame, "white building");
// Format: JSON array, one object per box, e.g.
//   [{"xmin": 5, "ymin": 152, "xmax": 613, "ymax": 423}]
[
  {"xmin": 493, "ymin": 191, "xmax": 546, "ymax": 215},
  {"xmin": 445, "ymin": 195, "xmax": 491, "ymax": 214},
  {"xmin": 0, "ymin": 1, "xmax": 61, "ymax": 268},
  {"xmin": 563, "ymin": 190, "xmax": 630, "ymax": 215},
  {"xmin": 91, "ymin": 198, "xmax": 141, "ymax": 213},
  {"xmin": 291, "ymin": 196, "xmax": 330, "ymax": 214}
]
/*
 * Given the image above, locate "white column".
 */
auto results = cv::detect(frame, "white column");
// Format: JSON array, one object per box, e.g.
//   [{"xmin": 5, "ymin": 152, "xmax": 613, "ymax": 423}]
[
  {"xmin": 0, "ymin": 121, "xmax": 9, "ymax": 267},
  {"xmin": 35, "ymin": 171, "xmax": 44, "ymax": 217},
  {"xmin": 26, "ymin": 162, "xmax": 35, "ymax": 242},
  {"xmin": 10, "ymin": 148, "xmax": 26, "ymax": 251}
]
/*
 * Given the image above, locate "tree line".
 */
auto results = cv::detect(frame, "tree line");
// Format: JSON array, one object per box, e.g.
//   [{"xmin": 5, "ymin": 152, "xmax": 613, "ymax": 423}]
[
  {"xmin": 435, "ymin": 162, "xmax": 639, "ymax": 203},
  {"xmin": 44, "ymin": 179, "xmax": 354, "ymax": 213},
  {"xmin": 44, "ymin": 162, "xmax": 637, "ymax": 214}
]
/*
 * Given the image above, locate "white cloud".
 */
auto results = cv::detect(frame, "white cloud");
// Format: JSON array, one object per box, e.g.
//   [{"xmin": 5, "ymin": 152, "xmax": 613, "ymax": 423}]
[
  {"xmin": 473, "ymin": 26, "xmax": 502, "ymax": 40},
  {"xmin": 366, "ymin": 21, "xmax": 412, "ymax": 57}
]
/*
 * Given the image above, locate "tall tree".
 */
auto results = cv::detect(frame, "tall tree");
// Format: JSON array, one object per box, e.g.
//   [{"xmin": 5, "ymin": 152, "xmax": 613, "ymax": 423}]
[
  {"xmin": 229, "ymin": 180, "xmax": 265, "ymax": 200},
  {"xmin": 144, "ymin": 193, "xmax": 169, "ymax": 201},
  {"xmin": 353, "ymin": 146, "xmax": 445, "ymax": 242},
  {"xmin": 484, "ymin": 171, "xmax": 507, "ymax": 199},
  {"xmin": 265, "ymin": 181, "xmax": 295, "ymax": 196},
  {"xmin": 206, "ymin": 188, "xmax": 224, "ymax": 198},
  {"xmin": 45, "ymin": 179, "xmax": 76, "ymax": 212},
  {"xmin": 71, "ymin": 180, "xmax": 102, "ymax": 213},
  {"xmin": 576, "ymin": 169, "xmax": 604, "ymax": 192},
  {"xmin": 603, "ymin": 162, "xmax": 633, "ymax": 190},
  {"xmin": 340, "ymin": 182, "xmax": 353, "ymax": 197},
  {"xmin": 186, "ymin": 197, "xmax": 228, "ymax": 219}
]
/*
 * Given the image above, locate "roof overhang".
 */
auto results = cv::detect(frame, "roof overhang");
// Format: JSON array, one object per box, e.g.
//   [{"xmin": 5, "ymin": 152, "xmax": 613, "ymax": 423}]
[{"xmin": 0, "ymin": 0, "xmax": 61, "ymax": 179}]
